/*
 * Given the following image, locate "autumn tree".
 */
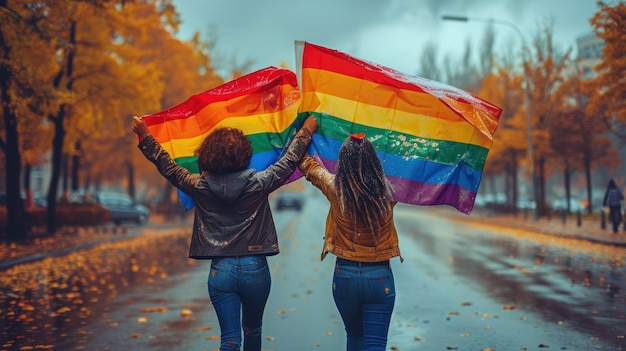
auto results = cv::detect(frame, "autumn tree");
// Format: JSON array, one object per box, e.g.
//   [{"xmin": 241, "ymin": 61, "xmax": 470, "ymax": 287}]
[
  {"xmin": 588, "ymin": 1, "xmax": 626, "ymax": 140},
  {"xmin": 1, "ymin": 0, "xmax": 201, "ymax": 237},
  {"xmin": 40, "ymin": 1, "xmax": 174, "ymax": 233},
  {"xmin": 524, "ymin": 20, "xmax": 571, "ymax": 212},
  {"xmin": 478, "ymin": 64, "xmax": 526, "ymax": 210},
  {"xmin": 68, "ymin": 0, "xmax": 177, "ymax": 200},
  {"xmin": 0, "ymin": 0, "xmax": 70, "ymax": 240},
  {"xmin": 551, "ymin": 63, "xmax": 616, "ymax": 214}
]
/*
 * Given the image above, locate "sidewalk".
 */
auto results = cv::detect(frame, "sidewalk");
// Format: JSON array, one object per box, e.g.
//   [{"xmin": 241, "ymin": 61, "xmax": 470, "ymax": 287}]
[
  {"xmin": 0, "ymin": 215, "xmax": 192, "ymax": 270},
  {"xmin": 442, "ymin": 208, "xmax": 626, "ymax": 247}
]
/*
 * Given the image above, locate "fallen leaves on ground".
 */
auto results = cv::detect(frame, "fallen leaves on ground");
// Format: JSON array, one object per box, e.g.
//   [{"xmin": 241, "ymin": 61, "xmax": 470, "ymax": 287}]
[{"xmin": 1, "ymin": 227, "xmax": 192, "ymax": 349}]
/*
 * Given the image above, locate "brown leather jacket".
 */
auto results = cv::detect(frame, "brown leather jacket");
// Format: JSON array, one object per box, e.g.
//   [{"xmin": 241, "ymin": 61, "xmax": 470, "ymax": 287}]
[
  {"xmin": 138, "ymin": 129, "xmax": 312, "ymax": 259},
  {"xmin": 299, "ymin": 155, "xmax": 402, "ymax": 263}
]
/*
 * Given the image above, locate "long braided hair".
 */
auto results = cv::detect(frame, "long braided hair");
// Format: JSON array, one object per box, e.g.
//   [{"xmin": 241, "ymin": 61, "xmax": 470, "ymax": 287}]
[{"xmin": 334, "ymin": 134, "xmax": 394, "ymax": 237}]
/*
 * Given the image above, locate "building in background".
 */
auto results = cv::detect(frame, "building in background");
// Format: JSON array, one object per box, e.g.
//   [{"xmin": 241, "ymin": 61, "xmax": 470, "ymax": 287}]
[{"xmin": 576, "ymin": 31, "xmax": 604, "ymax": 78}]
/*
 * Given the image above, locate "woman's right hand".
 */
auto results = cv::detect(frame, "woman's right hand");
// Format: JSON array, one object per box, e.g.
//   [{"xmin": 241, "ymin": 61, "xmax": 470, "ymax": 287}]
[
  {"xmin": 132, "ymin": 116, "xmax": 150, "ymax": 138},
  {"xmin": 302, "ymin": 116, "xmax": 318, "ymax": 134}
]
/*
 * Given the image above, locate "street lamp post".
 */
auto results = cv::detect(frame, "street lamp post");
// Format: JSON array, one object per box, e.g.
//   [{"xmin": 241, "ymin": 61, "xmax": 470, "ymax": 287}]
[{"xmin": 442, "ymin": 15, "xmax": 537, "ymax": 221}]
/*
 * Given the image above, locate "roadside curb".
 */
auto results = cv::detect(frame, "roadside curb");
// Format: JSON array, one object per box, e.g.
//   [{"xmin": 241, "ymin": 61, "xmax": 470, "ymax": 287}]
[
  {"xmin": 442, "ymin": 210, "xmax": 626, "ymax": 248},
  {"xmin": 0, "ymin": 218, "xmax": 193, "ymax": 271}
]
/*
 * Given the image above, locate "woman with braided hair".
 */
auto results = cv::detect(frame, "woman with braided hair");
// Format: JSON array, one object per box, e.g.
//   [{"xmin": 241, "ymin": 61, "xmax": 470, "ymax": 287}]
[{"xmin": 298, "ymin": 132, "xmax": 401, "ymax": 351}]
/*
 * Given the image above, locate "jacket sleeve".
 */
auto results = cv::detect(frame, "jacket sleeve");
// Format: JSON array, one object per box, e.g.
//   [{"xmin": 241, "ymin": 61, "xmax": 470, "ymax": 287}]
[
  {"xmin": 255, "ymin": 127, "xmax": 313, "ymax": 193},
  {"xmin": 137, "ymin": 134, "xmax": 199, "ymax": 196},
  {"xmin": 298, "ymin": 154, "xmax": 335, "ymax": 199}
]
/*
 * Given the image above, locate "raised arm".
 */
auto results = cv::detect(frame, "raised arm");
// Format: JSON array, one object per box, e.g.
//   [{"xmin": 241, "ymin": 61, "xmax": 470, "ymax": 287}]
[
  {"xmin": 132, "ymin": 116, "xmax": 199, "ymax": 195},
  {"xmin": 256, "ymin": 116, "xmax": 318, "ymax": 192}
]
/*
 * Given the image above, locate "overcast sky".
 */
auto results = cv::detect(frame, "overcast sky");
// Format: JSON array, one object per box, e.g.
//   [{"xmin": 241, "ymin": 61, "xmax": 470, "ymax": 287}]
[{"xmin": 172, "ymin": 0, "xmax": 600, "ymax": 78}]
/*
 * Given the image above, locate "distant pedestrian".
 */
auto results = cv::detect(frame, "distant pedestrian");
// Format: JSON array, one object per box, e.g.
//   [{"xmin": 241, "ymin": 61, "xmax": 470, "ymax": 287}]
[
  {"xmin": 603, "ymin": 179, "xmax": 624, "ymax": 234},
  {"xmin": 298, "ymin": 133, "xmax": 401, "ymax": 351},
  {"xmin": 132, "ymin": 115, "xmax": 318, "ymax": 351}
]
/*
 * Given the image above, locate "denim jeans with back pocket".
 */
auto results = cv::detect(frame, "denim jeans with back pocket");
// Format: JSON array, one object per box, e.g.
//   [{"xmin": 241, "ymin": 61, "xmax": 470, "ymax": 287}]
[
  {"xmin": 208, "ymin": 255, "xmax": 271, "ymax": 351},
  {"xmin": 332, "ymin": 257, "xmax": 396, "ymax": 351}
]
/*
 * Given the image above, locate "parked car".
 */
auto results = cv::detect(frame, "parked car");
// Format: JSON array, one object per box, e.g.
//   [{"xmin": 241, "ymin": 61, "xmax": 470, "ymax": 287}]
[
  {"xmin": 94, "ymin": 192, "xmax": 150, "ymax": 225},
  {"xmin": 274, "ymin": 191, "xmax": 304, "ymax": 211}
]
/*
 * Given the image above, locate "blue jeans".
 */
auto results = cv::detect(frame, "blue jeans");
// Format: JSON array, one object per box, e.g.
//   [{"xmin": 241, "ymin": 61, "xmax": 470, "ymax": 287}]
[
  {"xmin": 609, "ymin": 206, "xmax": 622, "ymax": 233},
  {"xmin": 207, "ymin": 255, "xmax": 271, "ymax": 351},
  {"xmin": 333, "ymin": 258, "xmax": 396, "ymax": 351}
]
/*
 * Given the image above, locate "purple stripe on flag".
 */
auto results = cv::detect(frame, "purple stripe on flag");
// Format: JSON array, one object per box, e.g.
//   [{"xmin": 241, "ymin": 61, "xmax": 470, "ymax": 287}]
[{"xmin": 387, "ymin": 176, "xmax": 476, "ymax": 214}]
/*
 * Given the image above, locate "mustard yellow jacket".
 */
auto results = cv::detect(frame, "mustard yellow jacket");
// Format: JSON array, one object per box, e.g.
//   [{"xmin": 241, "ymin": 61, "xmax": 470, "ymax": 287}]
[{"xmin": 299, "ymin": 155, "xmax": 402, "ymax": 263}]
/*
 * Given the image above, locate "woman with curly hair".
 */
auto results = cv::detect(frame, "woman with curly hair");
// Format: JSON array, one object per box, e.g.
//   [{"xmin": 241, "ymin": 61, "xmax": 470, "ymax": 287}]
[
  {"xmin": 298, "ymin": 132, "xmax": 401, "ymax": 351},
  {"xmin": 132, "ymin": 115, "xmax": 317, "ymax": 351}
]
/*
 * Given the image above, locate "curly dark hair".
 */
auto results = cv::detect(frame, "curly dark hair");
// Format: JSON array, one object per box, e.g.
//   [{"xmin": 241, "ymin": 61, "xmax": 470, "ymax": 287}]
[{"xmin": 196, "ymin": 127, "xmax": 252, "ymax": 174}]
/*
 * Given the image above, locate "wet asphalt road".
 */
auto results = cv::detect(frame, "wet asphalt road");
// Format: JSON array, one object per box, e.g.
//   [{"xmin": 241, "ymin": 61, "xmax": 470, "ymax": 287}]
[{"xmin": 2, "ymin": 188, "xmax": 626, "ymax": 351}]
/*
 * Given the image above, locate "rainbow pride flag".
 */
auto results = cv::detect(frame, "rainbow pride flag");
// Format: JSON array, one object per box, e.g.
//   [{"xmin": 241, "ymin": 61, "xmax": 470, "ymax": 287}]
[
  {"xmin": 295, "ymin": 41, "xmax": 502, "ymax": 214},
  {"xmin": 141, "ymin": 66, "xmax": 303, "ymax": 209}
]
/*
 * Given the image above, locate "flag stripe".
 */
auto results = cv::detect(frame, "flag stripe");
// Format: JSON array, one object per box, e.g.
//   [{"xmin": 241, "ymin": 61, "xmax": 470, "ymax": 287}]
[
  {"xmin": 389, "ymin": 177, "xmax": 476, "ymax": 213},
  {"xmin": 300, "ymin": 68, "xmax": 463, "ymax": 122},
  {"xmin": 148, "ymin": 106, "xmax": 299, "ymax": 144},
  {"xmin": 302, "ymin": 91, "xmax": 493, "ymax": 149},
  {"xmin": 143, "ymin": 70, "xmax": 300, "ymax": 125}
]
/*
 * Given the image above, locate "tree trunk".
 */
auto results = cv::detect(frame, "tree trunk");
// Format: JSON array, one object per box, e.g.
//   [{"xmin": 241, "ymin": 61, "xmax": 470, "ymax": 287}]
[
  {"xmin": 506, "ymin": 162, "xmax": 513, "ymax": 207},
  {"xmin": 62, "ymin": 153, "xmax": 69, "ymax": 202},
  {"xmin": 584, "ymin": 153, "xmax": 593, "ymax": 214},
  {"xmin": 71, "ymin": 140, "xmax": 81, "ymax": 192},
  {"xmin": 46, "ymin": 109, "xmax": 66, "ymax": 234},
  {"xmin": 46, "ymin": 19, "xmax": 76, "ymax": 234},
  {"xmin": 1, "ymin": 105, "xmax": 25, "ymax": 240},
  {"xmin": 0, "ymin": 37, "xmax": 26, "ymax": 240},
  {"xmin": 24, "ymin": 164, "xmax": 33, "ymax": 209},
  {"xmin": 509, "ymin": 149, "xmax": 518, "ymax": 209},
  {"xmin": 538, "ymin": 157, "xmax": 546, "ymax": 212},
  {"xmin": 564, "ymin": 167, "xmax": 571, "ymax": 213},
  {"xmin": 512, "ymin": 150, "xmax": 518, "ymax": 207}
]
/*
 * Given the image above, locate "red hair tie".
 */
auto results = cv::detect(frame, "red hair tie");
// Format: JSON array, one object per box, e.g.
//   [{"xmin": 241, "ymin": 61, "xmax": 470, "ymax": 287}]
[{"xmin": 349, "ymin": 133, "xmax": 366, "ymax": 141}]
